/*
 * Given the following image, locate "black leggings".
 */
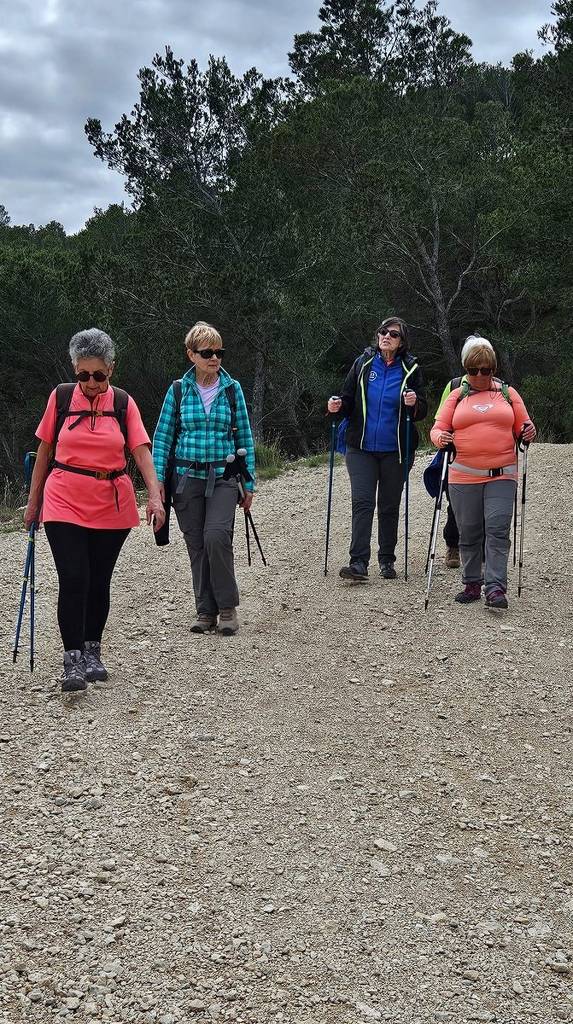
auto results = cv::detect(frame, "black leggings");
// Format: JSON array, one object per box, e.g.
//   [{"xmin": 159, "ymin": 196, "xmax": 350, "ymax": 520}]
[{"xmin": 44, "ymin": 522, "xmax": 130, "ymax": 651}]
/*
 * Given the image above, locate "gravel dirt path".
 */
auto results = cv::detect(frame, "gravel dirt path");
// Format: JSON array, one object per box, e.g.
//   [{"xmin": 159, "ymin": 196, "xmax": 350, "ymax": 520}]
[{"xmin": 0, "ymin": 443, "xmax": 572, "ymax": 1024}]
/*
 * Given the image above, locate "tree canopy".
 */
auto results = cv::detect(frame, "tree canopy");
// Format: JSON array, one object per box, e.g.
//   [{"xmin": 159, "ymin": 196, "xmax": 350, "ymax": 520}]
[{"xmin": 2, "ymin": 0, "xmax": 572, "ymax": 485}]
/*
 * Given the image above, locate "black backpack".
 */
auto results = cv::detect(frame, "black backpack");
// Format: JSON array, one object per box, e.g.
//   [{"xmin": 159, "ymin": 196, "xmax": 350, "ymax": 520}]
[{"xmin": 54, "ymin": 383, "xmax": 130, "ymax": 450}]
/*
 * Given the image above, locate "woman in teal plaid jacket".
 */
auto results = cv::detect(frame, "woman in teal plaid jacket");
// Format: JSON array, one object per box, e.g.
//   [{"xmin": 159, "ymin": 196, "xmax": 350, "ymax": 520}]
[{"xmin": 153, "ymin": 322, "xmax": 255, "ymax": 636}]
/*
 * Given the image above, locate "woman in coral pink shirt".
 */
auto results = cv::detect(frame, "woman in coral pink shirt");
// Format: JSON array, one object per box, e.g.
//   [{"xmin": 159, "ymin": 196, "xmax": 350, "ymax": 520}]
[
  {"xmin": 24, "ymin": 328, "xmax": 165, "ymax": 692},
  {"xmin": 431, "ymin": 339, "xmax": 536, "ymax": 610}
]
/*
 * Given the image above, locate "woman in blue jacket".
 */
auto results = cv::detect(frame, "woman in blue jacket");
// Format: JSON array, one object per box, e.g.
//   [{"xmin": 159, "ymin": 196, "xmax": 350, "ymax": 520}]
[{"xmin": 328, "ymin": 317, "xmax": 427, "ymax": 580}]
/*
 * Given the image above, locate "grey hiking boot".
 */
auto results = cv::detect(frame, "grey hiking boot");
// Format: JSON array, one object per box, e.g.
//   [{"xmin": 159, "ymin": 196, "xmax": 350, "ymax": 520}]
[
  {"xmin": 191, "ymin": 614, "xmax": 217, "ymax": 634},
  {"xmin": 61, "ymin": 650, "xmax": 87, "ymax": 693},
  {"xmin": 83, "ymin": 641, "xmax": 108, "ymax": 682},
  {"xmin": 218, "ymin": 608, "xmax": 239, "ymax": 635}
]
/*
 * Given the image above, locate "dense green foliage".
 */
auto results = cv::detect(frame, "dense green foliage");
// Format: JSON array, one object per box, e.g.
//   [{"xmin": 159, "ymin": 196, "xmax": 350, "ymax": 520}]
[{"xmin": 1, "ymin": 1, "xmax": 572, "ymax": 483}]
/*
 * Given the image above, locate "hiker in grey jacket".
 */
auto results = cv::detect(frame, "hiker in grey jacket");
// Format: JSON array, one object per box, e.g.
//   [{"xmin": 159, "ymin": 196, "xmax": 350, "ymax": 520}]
[{"xmin": 328, "ymin": 317, "xmax": 427, "ymax": 581}]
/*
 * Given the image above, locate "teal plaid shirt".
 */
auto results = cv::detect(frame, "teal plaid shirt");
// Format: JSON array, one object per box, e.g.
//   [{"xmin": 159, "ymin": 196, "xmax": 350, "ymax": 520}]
[{"xmin": 152, "ymin": 367, "xmax": 256, "ymax": 490}]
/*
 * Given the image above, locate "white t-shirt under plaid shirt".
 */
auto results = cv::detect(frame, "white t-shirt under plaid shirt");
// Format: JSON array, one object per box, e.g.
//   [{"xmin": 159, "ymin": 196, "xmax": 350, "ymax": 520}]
[{"xmin": 197, "ymin": 379, "xmax": 219, "ymax": 415}]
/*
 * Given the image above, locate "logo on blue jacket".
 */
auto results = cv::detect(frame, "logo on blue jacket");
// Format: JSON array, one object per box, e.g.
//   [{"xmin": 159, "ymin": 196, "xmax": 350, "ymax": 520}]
[{"xmin": 369, "ymin": 370, "xmax": 378, "ymax": 381}]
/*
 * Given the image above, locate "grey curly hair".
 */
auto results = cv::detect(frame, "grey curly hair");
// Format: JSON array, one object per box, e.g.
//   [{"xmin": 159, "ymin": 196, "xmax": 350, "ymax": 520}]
[{"xmin": 69, "ymin": 328, "xmax": 115, "ymax": 367}]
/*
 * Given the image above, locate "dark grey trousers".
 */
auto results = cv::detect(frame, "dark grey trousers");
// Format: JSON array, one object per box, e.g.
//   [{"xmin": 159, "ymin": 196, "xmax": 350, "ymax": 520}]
[
  {"xmin": 172, "ymin": 474, "xmax": 239, "ymax": 616},
  {"xmin": 345, "ymin": 447, "xmax": 412, "ymax": 566},
  {"xmin": 449, "ymin": 479, "xmax": 517, "ymax": 595}
]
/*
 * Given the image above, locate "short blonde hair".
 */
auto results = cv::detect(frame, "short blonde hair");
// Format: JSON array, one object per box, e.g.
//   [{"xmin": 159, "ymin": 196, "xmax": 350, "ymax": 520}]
[
  {"xmin": 462, "ymin": 340, "xmax": 497, "ymax": 373},
  {"xmin": 184, "ymin": 321, "xmax": 222, "ymax": 352}
]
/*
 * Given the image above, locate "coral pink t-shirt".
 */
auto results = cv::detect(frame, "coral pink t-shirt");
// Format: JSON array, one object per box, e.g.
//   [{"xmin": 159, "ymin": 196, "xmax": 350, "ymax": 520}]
[
  {"xmin": 431, "ymin": 385, "xmax": 531, "ymax": 485},
  {"xmin": 36, "ymin": 385, "xmax": 150, "ymax": 528}
]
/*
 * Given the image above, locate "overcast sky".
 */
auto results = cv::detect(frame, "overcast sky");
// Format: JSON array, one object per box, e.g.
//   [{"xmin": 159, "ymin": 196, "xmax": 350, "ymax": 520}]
[{"xmin": 0, "ymin": 0, "xmax": 553, "ymax": 233}]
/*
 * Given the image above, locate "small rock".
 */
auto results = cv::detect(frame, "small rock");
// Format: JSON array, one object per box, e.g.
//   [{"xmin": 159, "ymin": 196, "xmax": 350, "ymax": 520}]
[
  {"xmin": 547, "ymin": 960, "xmax": 570, "ymax": 974},
  {"xmin": 374, "ymin": 839, "xmax": 397, "ymax": 853},
  {"xmin": 356, "ymin": 1002, "xmax": 382, "ymax": 1020},
  {"xmin": 370, "ymin": 858, "xmax": 391, "ymax": 877},
  {"xmin": 512, "ymin": 980, "xmax": 524, "ymax": 995}
]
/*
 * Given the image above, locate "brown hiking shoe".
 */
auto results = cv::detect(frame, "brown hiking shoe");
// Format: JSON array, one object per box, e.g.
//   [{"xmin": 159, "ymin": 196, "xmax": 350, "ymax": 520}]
[
  {"xmin": 191, "ymin": 614, "xmax": 216, "ymax": 634},
  {"xmin": 445, "ymin": 546, "xmax": 460, "ymax": 569},
  {"xmin": 218, "ymin": 608, "xmax": 239, "ymax": 635}
]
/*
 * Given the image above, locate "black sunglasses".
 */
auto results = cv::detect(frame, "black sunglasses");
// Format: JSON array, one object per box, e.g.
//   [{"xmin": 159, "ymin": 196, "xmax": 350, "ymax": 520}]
[
  {"xmin": 467, "ymin": 367, "xmax": 492, "ymax": 376},
  {"xmin": 195, "ymin": 348, "xmax": 225, "ymax": 360},
  {"xmin": 379, "ymin": 329, "xmax": 401, "ymax": 339},
  {"xmin": 76, "ymin": 370, "xmax": 108, "ymax": 383}
]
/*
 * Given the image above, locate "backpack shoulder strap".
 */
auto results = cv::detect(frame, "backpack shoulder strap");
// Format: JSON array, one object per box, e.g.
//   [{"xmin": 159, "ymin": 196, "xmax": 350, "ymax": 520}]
[
  {"xmin": 168, "ymin": 380, "xmax": 183, "ymax": 459},
  {"xmin": 54, "ymin": 383, "xmax": 76, "ymax": 446},
  {"xmin": 457, "ymin": 378, "xmax": 471, "ymax": 402},
  {"xmin": 111, "ymin": 387, "xmax": 130, "ymax": 445},
  {"xmin": 225, "ymin": 382, "xmax": 238, "ymax": 441},
  {"xmin": 172, "ymin": 380, "xmax": 182, "ymax": 430},
  {"xmin": 500, "ymin": 381, "xmax": 511, "ymax": 404}
]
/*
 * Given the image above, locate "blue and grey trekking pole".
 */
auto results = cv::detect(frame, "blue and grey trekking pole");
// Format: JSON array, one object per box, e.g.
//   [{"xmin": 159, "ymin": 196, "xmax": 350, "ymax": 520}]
[
  {"xmin": 12, "ymin": 452, "xmax": 37, "ymax": 672},
  {"xmin": 324, "ymin": 415, "xmax": 337, "ymax": 576},
  {"xmin": 403, "ymin": 403, "xmax": 412, "ymax": 581}
]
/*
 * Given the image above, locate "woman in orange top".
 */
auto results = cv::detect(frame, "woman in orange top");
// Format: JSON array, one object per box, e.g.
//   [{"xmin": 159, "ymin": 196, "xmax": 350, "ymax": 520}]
[
  {"xmin": 431, "ymin": 340, "xmax": 536, "ymax": 609},
  {"xmin": 24, "ymin": 328, "xmax": 165, "ymax": 692}
]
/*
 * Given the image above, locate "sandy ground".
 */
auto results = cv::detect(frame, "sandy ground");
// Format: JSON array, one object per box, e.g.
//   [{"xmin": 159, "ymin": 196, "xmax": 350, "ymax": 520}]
[{"xmin": 0, "ymin": 443, "xmax": 571, "ymax": 1024}]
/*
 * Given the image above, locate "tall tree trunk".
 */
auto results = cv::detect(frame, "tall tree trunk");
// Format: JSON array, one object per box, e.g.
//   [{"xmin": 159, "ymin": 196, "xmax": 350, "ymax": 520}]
[
  {"xmin": 433, "ymin": 299, "xmax": 459, "ymax": 377},
  {"xmin": 285, "ymin": 384, "xmax": 310, "ymax": 456},
  {"xmin": 251, "ymin": 347, "xmax": 266, "ymax": 443},
  {"xmin": 412, "ymin": 225, "xmax": 459, "ymax": 376}
]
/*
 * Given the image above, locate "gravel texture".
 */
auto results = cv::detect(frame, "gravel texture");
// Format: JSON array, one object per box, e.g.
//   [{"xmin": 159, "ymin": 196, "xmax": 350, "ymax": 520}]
[{"xmin": 0, "ymin": 442, "xmax": 571, "ymax": 1024}]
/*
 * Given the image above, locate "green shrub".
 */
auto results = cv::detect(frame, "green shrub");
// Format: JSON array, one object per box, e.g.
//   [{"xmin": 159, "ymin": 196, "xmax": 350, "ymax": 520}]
[{"xmin": 255, "ymin": 439, "xmax": 285, "ymax": 480}]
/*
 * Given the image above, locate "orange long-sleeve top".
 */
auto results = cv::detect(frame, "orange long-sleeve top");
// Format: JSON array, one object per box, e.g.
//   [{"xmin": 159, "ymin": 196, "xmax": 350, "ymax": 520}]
[{"xmin": 430, "ymin": 384, "xmax": 531, "ymax": 485}]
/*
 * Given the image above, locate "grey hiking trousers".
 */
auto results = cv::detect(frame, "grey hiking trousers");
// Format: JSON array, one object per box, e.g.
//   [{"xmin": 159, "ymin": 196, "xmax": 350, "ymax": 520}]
[
  {"xmin": 346, "ymin": 447, "xmax": 413, "ymax": 567},
  {"xmin": 172, "ymin": 474, "xmax": 239, "ymax": 616},
  {"xmin": 449, "ymin": 479, "xmax": 517, "ymax": 595}
]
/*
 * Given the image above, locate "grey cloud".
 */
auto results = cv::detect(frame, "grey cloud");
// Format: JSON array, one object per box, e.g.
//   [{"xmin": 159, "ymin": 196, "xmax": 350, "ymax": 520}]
[
  {"xmin": 436, "ymin": 0, "xmax": 548, "ymax": 62},
  {"xmin": 0, "ymin": 0, "xmax": 553, "ymax": 232}
]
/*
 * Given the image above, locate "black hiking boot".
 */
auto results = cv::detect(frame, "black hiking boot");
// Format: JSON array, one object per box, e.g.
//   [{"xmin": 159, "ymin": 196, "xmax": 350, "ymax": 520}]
[
  {"xmin": 83, "ymin": 641, "xmax": 108, "ymax": 682},
  {"xmin": 485, "ymin": 588, "xmax": 508, "ymax": 610},
  {"xmin": 339, "ymin": 562, "xmax": 368, "ymax": 581},
  {"xmin": 379, "ymin": 560, "xmax": 397, "ymax": 580},
  {"xmin": 61, "ymin": 650, "xmax": 87, "ymax": 693}
]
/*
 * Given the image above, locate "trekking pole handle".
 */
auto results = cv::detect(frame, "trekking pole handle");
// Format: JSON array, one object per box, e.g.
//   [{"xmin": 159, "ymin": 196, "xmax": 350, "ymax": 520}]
[{"xmin": 518, "ymin": 422, "xmax": 532, "ymax": 450}]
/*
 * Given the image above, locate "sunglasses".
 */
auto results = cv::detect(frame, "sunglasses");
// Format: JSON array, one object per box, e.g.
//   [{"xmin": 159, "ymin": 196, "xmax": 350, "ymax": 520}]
[
  {"xmin": 379, "ymin": 329, "xmax": 401, "ymax": 339},
  {"xmin": 467, "ymin": 367, "xmax": 492, "ymax": 376},
  {"xmin": 76, "ymin": 370, "xmax": 109, "ymax": 383},
  {"xmin": 195, "ymin": 348, "xmax": 225, "ymax": 360}
]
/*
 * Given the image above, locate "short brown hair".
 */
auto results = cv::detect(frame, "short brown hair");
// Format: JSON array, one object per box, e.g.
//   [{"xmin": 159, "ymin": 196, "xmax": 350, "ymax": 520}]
[
  {"xmin": 375, "ymin": 316, "xmax": 409, "ymax": 350},
  {"xmin": 463, "ymin": 342, "xmax": 497, "ymax": 373},
  {"xmin": 184, "ymin": 321, "xmax": 222, "ymax": 352}
]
